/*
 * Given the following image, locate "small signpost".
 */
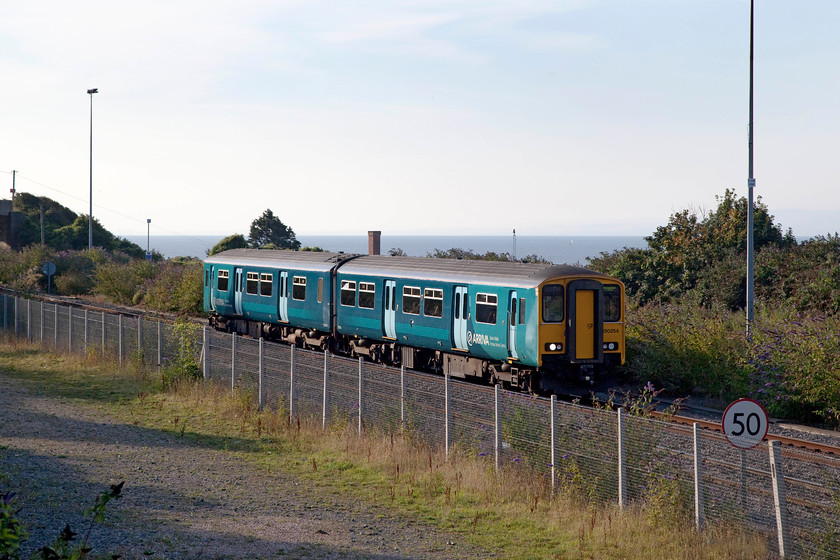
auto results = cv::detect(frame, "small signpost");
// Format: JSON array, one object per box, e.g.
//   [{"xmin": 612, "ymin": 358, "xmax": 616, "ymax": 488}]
[
  {"xmin": 722, "ymin": 398, "xmax": 769, "ymax": 449},
  {"xmin": 42, "ymin": 261, "xmax": 56, "ymax": 295}
]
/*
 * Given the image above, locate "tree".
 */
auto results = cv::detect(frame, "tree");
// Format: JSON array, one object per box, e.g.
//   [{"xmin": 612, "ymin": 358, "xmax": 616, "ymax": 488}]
[
  {"xmin": 248, "ymin": 209, "xmax": 300, "ymax": 250},
  {"xmin": 208, "ymin": 234, "xmax": 248, "ymax": 256}
]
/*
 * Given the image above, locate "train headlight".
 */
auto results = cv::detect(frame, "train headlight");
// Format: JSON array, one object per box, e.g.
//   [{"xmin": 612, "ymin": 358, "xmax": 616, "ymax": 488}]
[
  {"xmin": 545, "ymin": 342, "xmax": 563, "ymax": 352},
  {"xmin": 603, "ymin": 342, "xmax": 617, "ymax": 351}
]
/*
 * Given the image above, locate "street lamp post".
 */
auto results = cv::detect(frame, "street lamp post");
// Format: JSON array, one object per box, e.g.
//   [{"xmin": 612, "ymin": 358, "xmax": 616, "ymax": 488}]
[
  {"xmin": 146, "ymin": 219, "xmax": 152, "ymax": 260},
  {"xmin": 87, "ymin": 88, "xmax": 98, "ymax": 250}
]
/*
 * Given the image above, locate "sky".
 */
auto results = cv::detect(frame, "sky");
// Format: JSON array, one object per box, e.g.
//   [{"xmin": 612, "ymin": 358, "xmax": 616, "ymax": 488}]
[{"xmin": 1, "ymin": 0, "xmax": 838, "ymax": 239}]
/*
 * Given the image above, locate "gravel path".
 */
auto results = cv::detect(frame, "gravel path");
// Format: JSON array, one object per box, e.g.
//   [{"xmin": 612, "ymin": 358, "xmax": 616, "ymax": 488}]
[{"xmin": 0, "ymin": 373, "xmax": 490, "ymax": 560}]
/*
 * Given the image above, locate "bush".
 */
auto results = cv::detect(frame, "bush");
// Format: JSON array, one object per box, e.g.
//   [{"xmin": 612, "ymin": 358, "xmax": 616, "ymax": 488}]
[
  {"xmin": 142, "ymin": 259, "xmax": 203, "ymax": 315},
  {"xmin": 93, "ymin": 260, "xmax": 156, "ymax": 305}
]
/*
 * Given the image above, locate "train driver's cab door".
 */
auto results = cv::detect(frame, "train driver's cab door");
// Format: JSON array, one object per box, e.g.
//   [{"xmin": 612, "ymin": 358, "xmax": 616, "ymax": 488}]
[
  {"xmin": 453, "ymin": 286, "xmax": 469, "ymax": 351},
  {"xmin": 383, "ymin": 280, "xmax": 397, "ymax": 339},
  {"xmin": 234, "ymin": 267, "xmax": 244, "ymax": 315},
  {"xmin": 278, "ymin": 271, "xmax": 289, "ymax": 322},
  {"xmin": 508, "ymin": 291, "xmax": 519, "ymax": 360}
]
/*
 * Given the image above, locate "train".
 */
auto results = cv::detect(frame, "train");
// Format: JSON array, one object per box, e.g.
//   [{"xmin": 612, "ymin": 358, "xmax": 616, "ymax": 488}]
[{"xmin": 203, "ymin": 249, "xmax": 625, "ymax": 394}]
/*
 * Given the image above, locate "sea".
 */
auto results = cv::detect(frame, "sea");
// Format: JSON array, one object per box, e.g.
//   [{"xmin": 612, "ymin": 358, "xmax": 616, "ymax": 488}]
[{"xmin": 125, "ymin": 234, "xmax": 647, "ymax": 265}]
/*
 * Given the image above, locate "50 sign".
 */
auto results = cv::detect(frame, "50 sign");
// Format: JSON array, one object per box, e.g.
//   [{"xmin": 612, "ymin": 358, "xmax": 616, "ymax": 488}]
[{"xmin": 722, "ymin": 399, "xmax": 769, "ymax": 449}]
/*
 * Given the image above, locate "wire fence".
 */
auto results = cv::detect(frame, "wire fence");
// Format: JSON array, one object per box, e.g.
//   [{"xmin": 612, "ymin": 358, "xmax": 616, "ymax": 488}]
[{"xmin": 3, "ymin": 293, "xmax": 839, "ymax": 559}]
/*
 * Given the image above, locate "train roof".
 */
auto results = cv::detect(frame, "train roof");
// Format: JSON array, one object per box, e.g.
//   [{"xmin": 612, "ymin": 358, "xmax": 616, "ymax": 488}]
[
  {"xmin": 204, "ymin": 249, "xmax": 351, "ymax": 272},
  {"xmin": 338, "ymin": 255, "xmax": 609, "ymax": 288},
  {"xmin": 205, "ymin": 249, "xmax": 613, "ymax": 289}
]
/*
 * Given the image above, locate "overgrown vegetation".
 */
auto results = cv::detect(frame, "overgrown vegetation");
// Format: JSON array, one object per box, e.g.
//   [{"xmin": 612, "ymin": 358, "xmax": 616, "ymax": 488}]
[{"xmin": 588, "ymin": 189, "xmax": 840, "ymax": 423}]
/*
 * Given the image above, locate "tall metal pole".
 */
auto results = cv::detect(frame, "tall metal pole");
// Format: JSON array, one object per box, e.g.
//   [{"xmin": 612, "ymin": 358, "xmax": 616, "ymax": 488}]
[
  {"xmin": 746, "ymin": 0, "xmax": 755, "ymax": 339},
  {"xmin": 87, "ymin": 88, "xmax": 98, "ymax": 250}
]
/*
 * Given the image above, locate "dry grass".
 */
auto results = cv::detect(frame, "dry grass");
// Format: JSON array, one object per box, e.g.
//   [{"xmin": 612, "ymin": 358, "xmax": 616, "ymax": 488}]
[{"xmin": 1, "ymin": 339, "xmax": 770, "ymax": 559}]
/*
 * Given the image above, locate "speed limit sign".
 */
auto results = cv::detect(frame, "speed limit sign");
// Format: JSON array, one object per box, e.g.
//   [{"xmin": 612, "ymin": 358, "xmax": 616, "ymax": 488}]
[{"xmin": 722, "ymin": 399, "xmax": 769, "ymax": 449}]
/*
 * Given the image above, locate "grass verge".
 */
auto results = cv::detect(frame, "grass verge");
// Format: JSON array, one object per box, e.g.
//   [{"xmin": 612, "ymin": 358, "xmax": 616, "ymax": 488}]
[{"xmin": 0, "ymin": 338, "xmax": 768, "ymax": 559}]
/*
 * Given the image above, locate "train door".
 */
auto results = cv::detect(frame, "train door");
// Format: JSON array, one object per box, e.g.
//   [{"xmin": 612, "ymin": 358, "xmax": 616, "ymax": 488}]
[
  {"xmin": 209, "ymin": 266, "xmax": 216, "ymax": 312},
  {"xmin": 278, "ymin": 271, "xmax": 289, "ymax": 322},
  {"xmin": 383, "ymin": 280, "xmax": 396, "ymax": 339},
  {"xmin": 234, "ymin": 268, "xmax": 244, "ymax": 315},
  {"xmin": 566, "ymin": 280, "xmax": 603, "ymax": 362},
  {"xmin": 453, "ymin": 286, "xmax": 468, "ymax": 350},
  {"xmin": 508, "ymin": 291, "xmax": 519, "ymax": 360}
]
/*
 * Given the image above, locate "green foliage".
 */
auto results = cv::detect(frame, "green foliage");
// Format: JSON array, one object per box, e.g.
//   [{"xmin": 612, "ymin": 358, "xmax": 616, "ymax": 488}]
[
  {"xmin": 161, "ymin": 320, "xmax": 202, "ymax": 388},
  {"xmin": 388, "ymin": 247, "xmax": 407, "ymax": 256},
  {"xmin": 141, "ymin": 259, "xmax": 203, "ymax": 315},
  {"xmin": 428, "ymin": 248, "xmax": 551, "ymax": 263},
  {"xmin": 93, "ymin": 260, "xmax": 156, "ymax": 305},
  {"xmin": 0, "ymin": 482, "xmax": 123, "ymax": 560},
  {"xmin": 248, "ymin": 209, "xmax": 300, "ymax": 250},
  {"xmin": 207, "ymin": 234, "xmax": 247, "ymax": 256}
]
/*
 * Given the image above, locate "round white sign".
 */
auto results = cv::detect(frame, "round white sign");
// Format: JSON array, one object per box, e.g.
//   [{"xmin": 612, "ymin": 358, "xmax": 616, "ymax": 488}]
[{"xmin": 722, "ymin": 398, "xmax": 769, "ymax": 449}]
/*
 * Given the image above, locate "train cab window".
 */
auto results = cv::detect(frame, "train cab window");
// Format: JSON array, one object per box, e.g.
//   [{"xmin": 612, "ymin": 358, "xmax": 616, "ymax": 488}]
[
  {"xmin": 340, "ymin": 280, "xmax": 356, "ymax": 307},
  {"xmin": 603, "ymin": 285, "xmax": 622, "ymax": 322},
  {"xmin": 217, "ymin": 270, "xmax": 229, "ymax": 292},
  {"xmin": 359, "ymin": 282, "xmax": 376, "ymax": 309},
  {"xmin": 424, "ymin": 288, "xmax": 443, "ymax": 317},
  {"xmin": 542, "ymin": 285, "xmax": 564, "ymax": 322},
  {"xmin": 292, "ymin": 276, "xmax": 307, "ymax": 300},
  {"xmin": 260, "ymin": 273, "xmax": 273, "ymax": 297},
  {"xmin": 475, "ymin": 293, "xmax": 497, "ymax": 324},
  {"xmin": 403, "ymin": 286, "xmax": 421, "ymax": 315},
  {"xmin": 246, "ymin": 272, "xmax": 259, "ymax": 295},
  {"xmin": 318, "ymin": 278, "xmax": 323, "ymax": 303},
  {"xmin": 519, "ymin": 298, "xmax": 526, "ymax": 325}
]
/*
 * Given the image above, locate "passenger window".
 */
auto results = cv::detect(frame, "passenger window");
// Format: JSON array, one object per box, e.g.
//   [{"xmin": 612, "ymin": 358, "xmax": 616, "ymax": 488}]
[
  {"xmin": 318, "ymin": 278, "xmax": 323, "ymax": 303},
  {"xmin": 424, "ymin": 288, "xmax": 443, "ymax": 318},
  {"xmin": 217, "ymin": 270, "xmax": 229, "ymax": 292},
  {"xmin": 292, "ymin": 276, "xmax": 306, "ymax": 300},
  {"xmin": 542, "ymin": 285, "xmax": 564, "ymax": 322},
  {"xmin": 603, "ymin": 284, "xmax": 622, "ymax": 322},
  {"xmin": 519, "ymin": 298, "xmax": 526, "ymax": 325},
  {"xmin": 260, "ymin": 273, "xmax": 273, "ymax": 297},
  {"xmin": 246, "ymin": 272, "xmax": 259, "ymax": 295},
  {"xmin": 340, "ymin": 280, "xmax": 356, "ymax": 307},
  {"xmin": 403, "ymin": 286, "xmax": 421, "ymax": 315},
  {"xmin": 475, "ymin": 293, "xmax": 497, "ymax": 324},
  {"xmin": 359, "ymin": 282, "xmax": 375, "ymax": 309}
]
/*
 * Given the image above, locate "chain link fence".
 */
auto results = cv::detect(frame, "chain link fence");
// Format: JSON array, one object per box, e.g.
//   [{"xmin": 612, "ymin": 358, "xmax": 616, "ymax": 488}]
[{"xmin": 3, "ymin": 293, "xmax": 839, "ymax": 559}]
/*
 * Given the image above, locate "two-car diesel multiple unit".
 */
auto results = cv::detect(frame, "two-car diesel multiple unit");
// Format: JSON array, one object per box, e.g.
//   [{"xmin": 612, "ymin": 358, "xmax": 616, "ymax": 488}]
[{"xmin": 203, "ymin": 249, "xmax": 625, "ymax": 393}]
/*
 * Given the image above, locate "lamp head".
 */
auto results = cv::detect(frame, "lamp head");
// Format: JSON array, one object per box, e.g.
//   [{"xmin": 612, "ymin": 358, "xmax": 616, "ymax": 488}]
[{"xmin": 87, "ymin": 88, "xmax": 98, "ymax": 94}]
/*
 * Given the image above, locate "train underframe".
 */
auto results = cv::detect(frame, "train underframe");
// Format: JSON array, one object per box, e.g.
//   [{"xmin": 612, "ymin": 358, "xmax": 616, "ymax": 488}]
[{"xmin": 210, "ymin": 314, "xmax": 605, "ymax": 394}]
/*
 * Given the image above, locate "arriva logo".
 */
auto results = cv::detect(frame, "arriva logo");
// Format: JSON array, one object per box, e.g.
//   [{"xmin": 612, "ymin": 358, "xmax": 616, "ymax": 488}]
[{"xmin": 467, "ymin": 331, "xmax": 489, "ymax": 346}]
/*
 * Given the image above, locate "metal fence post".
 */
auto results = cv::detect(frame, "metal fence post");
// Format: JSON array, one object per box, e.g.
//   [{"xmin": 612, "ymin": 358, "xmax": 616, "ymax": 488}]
[
  {"xmin": 27, "ymin": 299, "xmax": 32, "ymax": 342},
  {"xmin": 693, "ymin": 422, "xmax": 705, "ymax": 531},
  {"xmin": 137, "ymin": 315, "xmax": 143, "ymax": 363},
  {"xmin": 101, "ymin": 311, "xmax": 106, "ymax": 357},
  {"xmin": 3, "ymin": 294, "xmax": 7, "ymax": 331},
  {"xmin": 322, "ymin": 350, "xmax": 329, "ymax": 429},
  {"xmin": 769, "ymin": 440, "xmax": 791, "ymax": 557},
  {"xmin": 14, "ymin": 297, "xmax": 18, "ymax": 337},
  {"xmin": 444, "ymin": 370, "xmax": 450, "ymax": 461},
  {"xmin": 358, "ymin": 357, "xmax": 364, "ymax": 436},
  {"xmin": 157, "ymin": 320, "xmax": 162, "ymax": 368},
  {"xmin": 617, "ymin": 407, "xmax": 627, "ymax": 510},
  {"xmin": 400, "ymin": 365, "xmax": 406, "ymax": 431},
  {"xmin": 231, "ymin": 333, "xmax": 237, "ymax": 395},
  {"xmin": 258, "ymin": 338, "xmax": 264, "ymax": 411},
  {"xmin": 550, "ymin": 394, "xmax": 556, "ymax": 496},
  {"xmin": 494, "ymin": 384, "xmax": 501, "ymax": 473},
  {"xmin": 54, "ymin": 304, "xmax": 59, "ymax": 351},
  {"xmin": 118, "ymin": 315, "xmax": 123, "ymax": 365},
  {"xmin": 40, "ymin": 301, "xmax": 44, "ymax": 345},
  {"xmin": 84, "ymin": 308, "xmax": 89, "ymax": 350},
  {"xmin": 202, "ymin": 326, "xmax": 208, "ymax": 380},
  {"xmin": 68, "ymin": 307, "xmax": 73, "ymax": 353},
  {"xmin": 289, "ymin": 345, "xmax": 296, "ymax": 422}
]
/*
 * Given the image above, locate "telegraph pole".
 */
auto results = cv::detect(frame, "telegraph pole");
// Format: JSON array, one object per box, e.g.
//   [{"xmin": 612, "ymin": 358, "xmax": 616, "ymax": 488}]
[
  {"xmin": 10, "ymin": 170, "xmax": 16, "ymax": 210},
  {"xmin": 746, "ymin": 0, "xmax": 755, "ymax": 339}
]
